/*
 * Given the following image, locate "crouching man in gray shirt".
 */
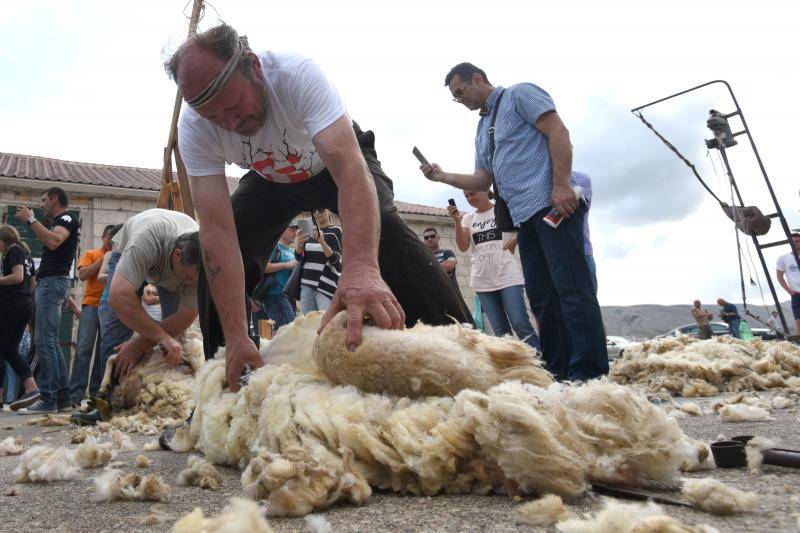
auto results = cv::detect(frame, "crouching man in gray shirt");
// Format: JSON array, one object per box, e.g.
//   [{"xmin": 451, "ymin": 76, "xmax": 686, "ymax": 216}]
[{"xmin": 72, "ymin": 208, "xmax": 201, "ymax": 425}]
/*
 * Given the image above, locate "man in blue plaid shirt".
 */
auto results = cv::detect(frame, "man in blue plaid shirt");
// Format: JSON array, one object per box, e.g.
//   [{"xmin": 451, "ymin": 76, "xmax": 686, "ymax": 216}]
[{"xmin": 420, "ymin": 63, "xmax": 607, "ymax": 381}]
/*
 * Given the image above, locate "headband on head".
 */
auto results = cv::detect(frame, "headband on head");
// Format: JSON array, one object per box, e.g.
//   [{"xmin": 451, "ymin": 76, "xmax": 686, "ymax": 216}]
[{"xmin": 185, "ymin": 38, "xmax": 245, "ymax": 109}]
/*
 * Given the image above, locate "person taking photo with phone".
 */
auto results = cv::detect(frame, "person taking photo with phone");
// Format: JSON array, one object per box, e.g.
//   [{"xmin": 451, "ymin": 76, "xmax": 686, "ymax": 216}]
[
  {"xmin": 294, "ymin": 209, "xmax": 342, "ymax": 314},
  {"xmin": 449, "ymin": 190, "xmax": 540, "ymax": 350},
  {"xmin": 418, "ymin": 62, "xmax": 607, "ymax": 381}
]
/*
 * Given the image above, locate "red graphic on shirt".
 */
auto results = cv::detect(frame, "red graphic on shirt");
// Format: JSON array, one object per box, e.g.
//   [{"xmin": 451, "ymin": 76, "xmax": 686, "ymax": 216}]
[{"xmin": 249, "ymin": 136, "xmax": 314, "ymax": 183}]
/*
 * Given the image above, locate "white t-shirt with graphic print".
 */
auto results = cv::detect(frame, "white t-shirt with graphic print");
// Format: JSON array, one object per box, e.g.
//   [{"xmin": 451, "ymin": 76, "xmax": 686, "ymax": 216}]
[
  {"xmin": 178, "ymin": 50, "xmax": 345, "ymax": 182},
  {"xmin": 460, "ymin": 208, "xmax": 524, "ymax": 292}
]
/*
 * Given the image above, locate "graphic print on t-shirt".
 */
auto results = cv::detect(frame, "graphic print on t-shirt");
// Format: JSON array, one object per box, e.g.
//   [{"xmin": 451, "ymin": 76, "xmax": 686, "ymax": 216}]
[
  {"xmin": 240, "ymin": 131, "xmax": 316, "ymax": 183},
  {"xmin": 471, "ymin": 216, "xmax": 502, "ymax": 246}
]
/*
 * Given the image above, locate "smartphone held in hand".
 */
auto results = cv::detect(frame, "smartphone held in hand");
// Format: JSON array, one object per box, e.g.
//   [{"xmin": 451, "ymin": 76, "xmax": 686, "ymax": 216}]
[
  {"xmin": 412, "ymin": 146, "xmax": 429, "ymax": 166},
  {"xmin": 543, "ymin": 185, "xmax": 584, "ymax": 229},
  {"xmin": 297, "ymin": 218, "xmax": 314, "ymax": 236}
]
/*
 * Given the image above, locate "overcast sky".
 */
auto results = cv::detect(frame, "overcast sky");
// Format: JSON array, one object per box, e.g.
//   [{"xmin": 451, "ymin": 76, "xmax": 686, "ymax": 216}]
[{"xmin": 1, "ymin": 0, "xmax": 798, "ymax": 307}]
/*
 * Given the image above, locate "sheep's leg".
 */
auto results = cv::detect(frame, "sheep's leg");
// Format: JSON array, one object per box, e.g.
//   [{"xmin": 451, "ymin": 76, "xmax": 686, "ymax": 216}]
[{"xmin": 96, "ymin": 354, "xmax": 118, "ymax": 400}]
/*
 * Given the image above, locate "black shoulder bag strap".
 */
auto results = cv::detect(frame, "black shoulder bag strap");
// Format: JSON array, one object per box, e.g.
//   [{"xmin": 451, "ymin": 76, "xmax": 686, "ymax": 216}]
[{"xmin": 488, "ymin": 90, "xmax": 516, "ymax": 231}]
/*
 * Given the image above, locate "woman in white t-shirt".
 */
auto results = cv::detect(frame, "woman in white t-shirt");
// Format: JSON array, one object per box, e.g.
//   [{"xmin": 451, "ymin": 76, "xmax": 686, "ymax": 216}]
[{"xmin": 449, "ymin": 190, "xmax": 540, "ymax": 350}]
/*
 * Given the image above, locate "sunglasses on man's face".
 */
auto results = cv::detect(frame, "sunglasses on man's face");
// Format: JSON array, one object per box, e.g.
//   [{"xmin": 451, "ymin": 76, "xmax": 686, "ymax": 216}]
[{"xmin": 423, "ymin": 234, "xmax": 437, "ymax": 240}]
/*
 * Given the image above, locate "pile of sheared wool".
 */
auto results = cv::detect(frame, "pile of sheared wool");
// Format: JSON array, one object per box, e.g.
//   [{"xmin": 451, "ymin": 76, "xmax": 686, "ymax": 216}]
[
  {"xmin": 610, "ymin": 335, "xmax": 800, "ymax": 397},
  {"xmin": 172, "ymin": 312, "xmax": 704, "ymax": 516},
  {"xmin": 108, "ymin": 330, "xmax": 205, "ymax": 433}
]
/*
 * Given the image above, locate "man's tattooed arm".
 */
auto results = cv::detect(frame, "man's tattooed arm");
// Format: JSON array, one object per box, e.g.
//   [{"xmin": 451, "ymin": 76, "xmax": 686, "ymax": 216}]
[{"xmin": 203, "ymin": 247, "xmax": 223, "ymax": 283}]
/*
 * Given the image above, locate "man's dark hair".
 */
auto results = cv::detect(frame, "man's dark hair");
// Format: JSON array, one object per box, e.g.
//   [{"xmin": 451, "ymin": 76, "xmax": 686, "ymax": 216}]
[
  {"xmin": 164, "ymin": 23, "xmax": 254, "ymax": 82},
  {"xmin": 444, "ymin": 62, "xmax": 490, "ymax": 87},
  {"xmin": 173, "ymin": 231, "xmax": 201, "ymax": 266},
  {"xmin": 423, "ymin": 228, "xmax": 438, "ymax": 236},
  {"xmin": 102, "ymin": 224, "xmax": 115, "ymax": 237},
  {"xmin": 108, "ymin": 223, "xmax": 124, "ymax": 239},
  {"xmin": 45, "ymin": 187, "xmax": 69, "ymax": 207}
]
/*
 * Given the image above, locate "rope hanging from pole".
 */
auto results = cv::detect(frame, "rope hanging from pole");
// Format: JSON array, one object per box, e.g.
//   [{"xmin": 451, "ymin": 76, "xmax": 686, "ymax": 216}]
[{"xmin": 634, "ymin": 112, "xmax": 724, "ymax": 204}]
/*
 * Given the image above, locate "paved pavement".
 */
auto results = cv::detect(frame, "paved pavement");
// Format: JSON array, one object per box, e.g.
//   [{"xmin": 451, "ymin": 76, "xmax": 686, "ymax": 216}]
[{"xmin": 1, "ymin": 391, "xmax": 799, "ymax": 532}]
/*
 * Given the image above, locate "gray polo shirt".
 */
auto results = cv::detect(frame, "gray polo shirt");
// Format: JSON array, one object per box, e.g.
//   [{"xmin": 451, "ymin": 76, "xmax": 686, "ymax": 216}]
[{"xmin": 113, "ymin": 209, "xmax": 199, "ymax": 310}]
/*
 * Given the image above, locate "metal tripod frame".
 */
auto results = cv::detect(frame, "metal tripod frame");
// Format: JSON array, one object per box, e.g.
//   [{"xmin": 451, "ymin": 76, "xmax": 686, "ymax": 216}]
[{"xmin": 632, "ymin": 80, "xmax": 800, "ymax": 336}]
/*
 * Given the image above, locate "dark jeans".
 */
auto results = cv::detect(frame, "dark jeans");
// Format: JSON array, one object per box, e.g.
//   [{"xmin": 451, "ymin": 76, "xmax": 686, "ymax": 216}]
[
  {"xmin": 35, "ymin": 275, "xmax": 71, "ymax": 407},
  {"xmin": 97, "ymin": 252, "xmax": 181, "ymax": 396},
  {"xmin": 69, "ymin": 304, "xmax": 101, "ymax": 403},
  {"xmin": 263, "ymin": 293, "xmax": 296, "ymax": 331},
  {"xmin": 727, "ymin": 318, "xmax": 741, "ymax": 339},
  {"xmin": 98, "ymin": 253, "xmax": 131, "ymax": 387},
  {"xmin": 516, "ymin": 204, "xmax": 609, "ymax": 381},
  {"xmin": 198, "ymin": 123, "xmax": 473, "ymax": 358},
  {"xmin": 0, "ymin": 303, "xmax": 33, "ymax": 389}
]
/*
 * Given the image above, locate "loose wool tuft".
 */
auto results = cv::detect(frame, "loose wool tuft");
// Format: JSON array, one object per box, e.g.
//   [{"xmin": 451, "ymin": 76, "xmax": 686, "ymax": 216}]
[
  {"xmin": 177, "ymin": 455, "xmax": 223, "ymax": 490},
  {"xmin": 136, "ymin": 455, "xmax": 152, "ymax": 468},
  {"xmin": 556, "ymin": 499, "xmax": 696, "ymax": 533},
  {"xmin": 770, "ymin": 395, "xmax": 795, "ymax": 409},
  {"xmin": 745, "ymin": 436, "xmax": 776, "ymax": 472},
  {"xmin": 679, "ymin": 402, "xmax": 703, "ymax": 416},
  {"xmin": 70, "ymin": 426, "xmax": 101, "ymax": 444},
  {"xmin": 610, "ymin": 335, "xmax": 800, "ymax": 397},
  {"xmin": 93, "ymin": 469, "xmax": 170, "ymax": 502},
  {"xmin": 14, "ymin": 446, "xmax": 79, "ymax": 482},
  {"xmin": 681, "ymin": 478, "xmax": 759, "ymax": 515},
  {"xmin": 314, "ymin": 312, "xmax": 552, "ymax": 397},
  {"xmin": 0, "ymin": 436, "xmax": 24, "ymax": 456},
  {"xmin": 304, "ymin": 514, "xmax": 333, "ymax": 533},
  {"xmin": 176, "ymin": 313, "xmax": 702, "ymax": 515},
  {"xmin": 516, "ymin": 494, "xmax": 571, "ymax": 526},
  {"xmin": 241, "ymin": 446, "xmax": 371, "ymax": 517},
  {"xmin": 74, "ymin": 438, "xmax": 115, "ymax": 469},
  {"xmin": 718, "ymin": 404, "xmax": 773, "ymax": 422},
  {"xmin": 171, "ymin": 498, "xmax": 273, "ymax": 533}
]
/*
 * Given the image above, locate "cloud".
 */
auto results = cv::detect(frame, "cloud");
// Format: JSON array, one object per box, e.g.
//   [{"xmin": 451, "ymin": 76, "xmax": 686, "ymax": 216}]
[{"xmin": 572, "ymin": 95, "xmax": 724, "ymax": 227}]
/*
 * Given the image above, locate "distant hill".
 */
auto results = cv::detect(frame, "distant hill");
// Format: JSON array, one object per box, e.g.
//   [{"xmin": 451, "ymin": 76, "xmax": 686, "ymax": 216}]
[{"xmin": 601, "ymin": 302, "xmax": 793, "ymax": 340}]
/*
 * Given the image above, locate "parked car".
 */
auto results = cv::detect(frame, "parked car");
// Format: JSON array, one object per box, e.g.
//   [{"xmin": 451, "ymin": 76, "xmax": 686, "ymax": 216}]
[
  {"xmin": 656, "ymin": 321, "xmax": 779, "ymax": 340},
  {"xmin": 606, "ymin": 336, "xmax": 631, "ymax": 359}
]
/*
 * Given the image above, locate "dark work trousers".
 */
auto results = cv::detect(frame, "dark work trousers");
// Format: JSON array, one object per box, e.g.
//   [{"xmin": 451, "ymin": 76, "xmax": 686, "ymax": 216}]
[
  {"xmin": 198, "ymin": 124, "xmax": 474, "ymax": 359},
  {"xmin": 516, "ymin": 203, "xmax": 609, "ymax": 381},
  {"xmin": 0, "ymin": 304, "xmax": 34, "ymax": 388}
]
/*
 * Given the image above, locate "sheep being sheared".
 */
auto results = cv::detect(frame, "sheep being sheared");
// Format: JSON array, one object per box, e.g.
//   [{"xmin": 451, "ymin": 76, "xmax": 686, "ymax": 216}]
[
  {"xmin": 84, "ymin": 330, "xmax": 204, "ymax": 433},
  {"xmin": 171, "ymin": 312, "xmax": 702, "ymax": 516}
]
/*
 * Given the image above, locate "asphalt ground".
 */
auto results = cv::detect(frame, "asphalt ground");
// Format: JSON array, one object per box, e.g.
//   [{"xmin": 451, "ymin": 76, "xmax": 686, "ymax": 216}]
[{"xmin": 1, "ymin": 391, "xmax": 799, "ymax": 532}]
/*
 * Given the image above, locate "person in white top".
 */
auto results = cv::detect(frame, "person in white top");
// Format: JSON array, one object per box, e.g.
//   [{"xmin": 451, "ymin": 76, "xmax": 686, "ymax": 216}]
[
  {"xmin": 164, "ymin": 23, "xmax": 472, "ymax": 391},
  {"xmin": 775, "ymin": 230, "xmax": 800, "ymax": 335},
  {"xmin": 448, "ymin": 190, "xmax": 540, "ymax": 350}
]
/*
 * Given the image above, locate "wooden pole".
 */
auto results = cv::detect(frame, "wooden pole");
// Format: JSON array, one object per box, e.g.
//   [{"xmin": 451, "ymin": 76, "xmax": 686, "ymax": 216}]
[{"xmin": 157, "ymin": 0, "xmax": 204, "ymax": 216}]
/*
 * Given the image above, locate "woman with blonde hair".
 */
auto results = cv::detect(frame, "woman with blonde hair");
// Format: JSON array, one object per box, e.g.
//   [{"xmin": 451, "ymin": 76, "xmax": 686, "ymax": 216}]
[{"xmin": 0, "ymin": 225, "xmax": 41, "ymax": 410}]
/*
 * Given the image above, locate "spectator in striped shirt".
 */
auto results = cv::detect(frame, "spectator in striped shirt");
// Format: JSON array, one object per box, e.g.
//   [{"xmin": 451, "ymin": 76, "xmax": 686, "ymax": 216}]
[
  {"xmin": 295, "ymin": 209, "xmax": 343, "ymax": 314},
  {"xmin": 420, "ymin": 63, "xmax": 608, "ymax": 382}
]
